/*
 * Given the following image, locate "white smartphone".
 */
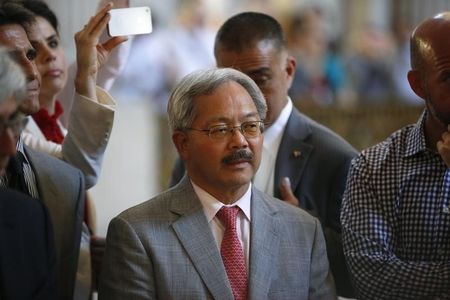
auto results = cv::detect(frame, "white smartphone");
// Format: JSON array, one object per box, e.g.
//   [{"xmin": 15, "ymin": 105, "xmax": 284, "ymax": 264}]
[{"xmin": 107, "ymin": 6, "xmax": 152, "ymax": 37}]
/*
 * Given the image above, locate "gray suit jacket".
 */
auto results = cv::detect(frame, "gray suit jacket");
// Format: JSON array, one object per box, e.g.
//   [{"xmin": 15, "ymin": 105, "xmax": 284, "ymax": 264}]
[
  {"xmin": 170, "ymin": 108, "xmax": 357, "ymax": 297},
  {"xmin": 99, "ymin": 176, "xmax": 336, "ymax": 300},
  {"xmin": 25, "ymin": 146, "xmax": 85, "ymax": 300}
]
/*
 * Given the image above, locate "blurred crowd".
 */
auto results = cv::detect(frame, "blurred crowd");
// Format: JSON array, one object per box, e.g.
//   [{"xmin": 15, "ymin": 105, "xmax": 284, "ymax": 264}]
[{"xmin": 113, "ymin": 0, "xmax": 423, "ymax": 113}]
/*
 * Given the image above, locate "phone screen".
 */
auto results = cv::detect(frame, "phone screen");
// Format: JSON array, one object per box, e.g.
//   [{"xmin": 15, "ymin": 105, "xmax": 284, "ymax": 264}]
[{"xmin": 108, "ymin": 7, "xmax": 152, "ymax": 37}]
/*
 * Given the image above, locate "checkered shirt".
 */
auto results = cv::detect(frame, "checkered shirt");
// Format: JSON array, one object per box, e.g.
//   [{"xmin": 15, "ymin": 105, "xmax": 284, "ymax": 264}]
[{"xmin": 341, "ymin": 110, "xmax": 450, "ymax": 300}]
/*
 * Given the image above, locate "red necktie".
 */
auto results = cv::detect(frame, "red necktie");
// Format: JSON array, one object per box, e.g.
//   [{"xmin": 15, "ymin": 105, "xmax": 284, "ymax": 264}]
[{"xmin": 216, "ymin": 206, "xmax": 248, "ymax": 300}]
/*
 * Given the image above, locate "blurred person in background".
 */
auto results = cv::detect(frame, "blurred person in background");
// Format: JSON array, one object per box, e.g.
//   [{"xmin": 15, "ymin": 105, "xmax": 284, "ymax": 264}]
[
  {"xmin": 345, "ymin": 24, "xmax": 396, "ymax": 104},
  {"xmin": 286, "ymin": 6, "xmax": 346, "ymax": 106},
  {"xmin": 114, "ymin": 0, "xmax": 215, "ymax": 113}
]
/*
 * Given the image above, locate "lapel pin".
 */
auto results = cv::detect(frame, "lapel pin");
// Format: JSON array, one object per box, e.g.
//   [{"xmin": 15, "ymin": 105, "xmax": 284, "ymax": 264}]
[{"xmin": 292, "ymin": 150, "xmax": 301, "ymax": 158}]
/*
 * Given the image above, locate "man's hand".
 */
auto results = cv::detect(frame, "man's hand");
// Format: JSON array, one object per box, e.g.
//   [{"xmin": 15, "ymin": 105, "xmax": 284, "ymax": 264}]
[
  {"xmin": 279, "ymin": 177, "xmax": 299, "ymax": 207},
  {"xmin": 98, "ymin": 0, "xmax": 129, "ymax": 9},
  {"xmin": 437, "ymin": 125, "xmax": 450, "ymax": 167},
  {"xmin": 74, "ymin": 2, "xmax": 127, "ymax": 99}
]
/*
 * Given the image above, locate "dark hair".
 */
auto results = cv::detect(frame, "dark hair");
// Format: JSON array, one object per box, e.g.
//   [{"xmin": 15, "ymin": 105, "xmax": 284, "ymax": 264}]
[
  {"xmin": 214, "ymin": 12, "xmax": 286, "ymax": 55},
  {"xmin": 20, "ymin": 0, "xmax": 58, "ymax": 33},
  {"xmin": 0, "ymin": 0, "xmax": 35, "ymax": 29}
]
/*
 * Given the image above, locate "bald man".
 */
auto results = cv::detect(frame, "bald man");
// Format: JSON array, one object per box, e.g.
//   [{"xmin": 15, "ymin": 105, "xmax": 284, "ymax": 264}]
[{"xmin": 341, "ymin": 12, "xmax": 450, "ymax": 299}]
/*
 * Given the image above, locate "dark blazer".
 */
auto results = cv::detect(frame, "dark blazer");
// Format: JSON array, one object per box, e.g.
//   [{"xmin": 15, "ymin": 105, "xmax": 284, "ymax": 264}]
[
  {"xmin": 169, "ymin": 108, "xmax": 358, "ymax": 297},
  {"xmin": 0, "ymin": 189, "xmax": 56, "ymax": 300},
  {"xmin": 99, "ymin": 176, "xmax": 336, "ymax": 299},
  {"xmin": 24, "ymin": 146, "xmax": 85, "ymax": 300}
]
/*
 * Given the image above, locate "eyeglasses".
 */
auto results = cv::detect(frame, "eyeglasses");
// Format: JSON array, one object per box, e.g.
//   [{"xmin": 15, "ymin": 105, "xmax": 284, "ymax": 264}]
[
  {"xmin": 0, "ymin": 114, "xmax": 28, "ymax": 136},
  {"xmin": 186, "ymin": 120, "xmax": 265, "ymax": 141}
]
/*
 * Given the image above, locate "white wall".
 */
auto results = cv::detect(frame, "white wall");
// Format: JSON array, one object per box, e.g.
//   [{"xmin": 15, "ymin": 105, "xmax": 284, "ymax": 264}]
[{"xmin": 89, "ymin": 99, "xmax": 160, "ymax": 236}]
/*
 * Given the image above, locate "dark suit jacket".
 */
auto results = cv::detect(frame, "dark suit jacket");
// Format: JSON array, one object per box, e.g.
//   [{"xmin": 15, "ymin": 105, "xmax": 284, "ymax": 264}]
[
  {"xmin": 0, "ymin": 189, "xmax": 56, "ymax": 300},
  {"xmin": 169, "ymin": 108, "xmax": 358, "ymax": 297},
  {"xmin": 99, "ymin": 176, "xmax": 336, "ymax": 299},
  {"xmin": 24, "ymin": 146, "xmax": 85, "ymax": 300}
]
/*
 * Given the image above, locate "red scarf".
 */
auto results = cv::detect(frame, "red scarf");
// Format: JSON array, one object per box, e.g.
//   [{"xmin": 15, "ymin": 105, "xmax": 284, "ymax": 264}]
[{"xmin": 32, "ymin": 100, "xmax": 65, "ymax": 144}]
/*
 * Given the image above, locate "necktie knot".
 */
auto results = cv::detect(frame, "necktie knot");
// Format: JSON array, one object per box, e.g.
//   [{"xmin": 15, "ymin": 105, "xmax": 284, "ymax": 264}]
[{"xmin": 216, "ymin": 206, "xmax": 240, "ymax": 229}]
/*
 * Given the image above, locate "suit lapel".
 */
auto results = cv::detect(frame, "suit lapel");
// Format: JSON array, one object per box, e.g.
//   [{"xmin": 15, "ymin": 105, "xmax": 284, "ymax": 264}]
[
  {"xmin": 23, "ymin": 146, "xmax": 58, "ymax": 202},
  {"xmin": 274, "ymin": 109, "xmax": 313, "ymax": 199},
  {"xmin": 248, "ymin": 189, "xmax": 280, "ymax": 299},
  {"xmin": 170, "ymin": 178, "xmax": 234, "ymax": 300}
]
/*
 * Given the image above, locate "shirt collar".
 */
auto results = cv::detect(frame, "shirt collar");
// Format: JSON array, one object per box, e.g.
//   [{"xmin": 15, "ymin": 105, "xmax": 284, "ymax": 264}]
[
  {"xmin": 404, "ymin": 109, "xmax": 428, "ymax": 157},
  {"xmin": 16, "ymin": 133, "xmax": 30, "ymax": 165},
  {"xmin": 191, "ymin": 180, "xmax": 252, "ymax": 223},
  {"xmin": 264, "ymin": 97, "xmax": 292, "ymax": 146}
]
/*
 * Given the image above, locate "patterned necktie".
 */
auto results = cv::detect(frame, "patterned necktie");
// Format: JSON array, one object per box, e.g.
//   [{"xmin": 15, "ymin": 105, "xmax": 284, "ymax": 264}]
[{"xmin": 216, "ymin": 206, "xmax": 248, "ymax": 300}]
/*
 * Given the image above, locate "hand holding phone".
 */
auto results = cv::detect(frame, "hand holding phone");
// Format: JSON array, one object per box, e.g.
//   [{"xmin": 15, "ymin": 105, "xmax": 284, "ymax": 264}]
[{"xmin": 108, "ymin": 6, "xmax": 152, "ymax": 37}]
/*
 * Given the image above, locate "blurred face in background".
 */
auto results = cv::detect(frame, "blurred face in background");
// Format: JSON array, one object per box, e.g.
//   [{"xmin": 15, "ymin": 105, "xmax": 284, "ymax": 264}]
[{"xmin": 27, "ymin": 16, "xmax": 67, "ymax": 102}]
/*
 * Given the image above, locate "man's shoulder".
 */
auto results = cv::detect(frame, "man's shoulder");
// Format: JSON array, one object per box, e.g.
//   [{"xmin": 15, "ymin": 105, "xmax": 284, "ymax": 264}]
[
  {"xmin": 356, "ymin": 124, "xmax": 415, "ymax": 168},
  {"xmin": 253, "ymin": 189, "xmax": 318, "ymax": 226},
  {"xmin": 116, "ymin": 185, "xmax": 191, "ymax": 224},
  {"xmin": 291, "ymin": 109, "xmax": 357, "ymax": 157},
  {"xmin": 24, "ymin": 145, "xmax": 81, "ymax": 176}
]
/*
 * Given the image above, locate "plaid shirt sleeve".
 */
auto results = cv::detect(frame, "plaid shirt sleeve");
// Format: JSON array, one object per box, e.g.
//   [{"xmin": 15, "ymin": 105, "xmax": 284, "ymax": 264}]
[{"xmin": 341, "ymin": 154, "xmax": 450, "ymax": 300}]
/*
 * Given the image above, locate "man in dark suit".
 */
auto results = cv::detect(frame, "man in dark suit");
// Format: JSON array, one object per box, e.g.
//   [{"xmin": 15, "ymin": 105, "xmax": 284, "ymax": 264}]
[
  {"xmin": 0, "ymin": 3, "xmax": 85, "ymax": 298},
  {"xmin": 0, "ymin": 189, "xmax": 57, "ymax": 300},
  {"xmin": 170, "ymin": 12, "xmax": 358, "ymax": 297},
  {"xmin": 99, "ymin": 68, "xmax": 336, "ymax": 299},
  {"xmin": 0, "ymin": 47, "xmax": 56, "ymax": 300}
]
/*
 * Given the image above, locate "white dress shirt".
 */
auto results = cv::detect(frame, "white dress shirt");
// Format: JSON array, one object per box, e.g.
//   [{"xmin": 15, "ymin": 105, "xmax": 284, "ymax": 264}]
[
  {"xmin": 253, "ymin": 98, "xmax": 292, "ymax": 196},
  {"xmin": 192, "ymin": 180, "xmax": 252, "ymax": 271}
]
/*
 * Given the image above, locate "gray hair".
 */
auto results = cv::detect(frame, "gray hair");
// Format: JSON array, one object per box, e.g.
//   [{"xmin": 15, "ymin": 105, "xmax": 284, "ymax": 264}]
[
  {"xmin": 0, "ymin": 47, "xmax": 26, "ymax": 104},
  {"xmin": 167, "ymin": 68, "xmax": 267, "ymax": 132}
]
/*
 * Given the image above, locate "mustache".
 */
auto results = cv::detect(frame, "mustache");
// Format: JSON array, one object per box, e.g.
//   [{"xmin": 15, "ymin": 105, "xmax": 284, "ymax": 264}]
[{"xmin": 222, "ymin": 150, "xmax": 253, "ymax": 164}]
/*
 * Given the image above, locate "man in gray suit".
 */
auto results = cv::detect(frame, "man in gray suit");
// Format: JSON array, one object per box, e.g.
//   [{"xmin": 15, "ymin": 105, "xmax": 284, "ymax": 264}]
[
  {"xmin": 169, "ymin": 12, "xmax": 358, "ymax": 297},
  {"xmin": 0, "ymin": 3, "xmax": 85, "ymax": 299},
  {"xmin": 99, "ymin": 68, "xmax": 336, "ymax": 299}
]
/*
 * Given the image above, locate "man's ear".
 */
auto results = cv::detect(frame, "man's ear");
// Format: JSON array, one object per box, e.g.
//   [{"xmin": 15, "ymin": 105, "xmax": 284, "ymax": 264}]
[
  {"xmin": 407, "ymin": 70, "xmax": 426, "ymax": 100},
  {"xmin": 172, "ymin": 131, "xmax": 190, "ymax": 161},
  {"xmin": 285, "ymin": 55, "xmax": 296, "ymax": 90}
]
